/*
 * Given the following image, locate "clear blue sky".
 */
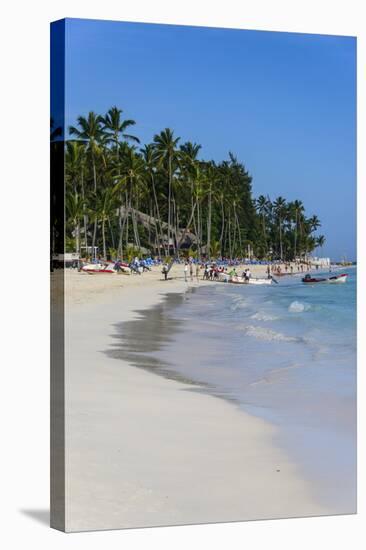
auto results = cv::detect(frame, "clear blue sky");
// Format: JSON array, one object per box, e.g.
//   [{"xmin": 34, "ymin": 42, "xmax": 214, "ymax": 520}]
[{"xmin": 62, "ymin": 18, "xmax": 356, "ymax": 261}]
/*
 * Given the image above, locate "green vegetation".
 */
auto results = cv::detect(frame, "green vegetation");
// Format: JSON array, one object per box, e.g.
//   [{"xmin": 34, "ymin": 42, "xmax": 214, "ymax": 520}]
[{"xmin": 60, "ymin": 106, "xmax": 325, "ymax": 261}]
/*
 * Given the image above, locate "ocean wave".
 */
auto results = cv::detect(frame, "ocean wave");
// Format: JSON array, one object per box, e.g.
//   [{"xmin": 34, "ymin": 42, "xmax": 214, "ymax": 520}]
[
  {"xmin": 288, "ymin": 300, "xmax": 311, "ymax": 313},
  {"xmin": 250, "ymin": 312, "xmax": 279, "ymax": 321},
  {"xmin": 230, "ymin": 297, "xmax": 249, "ymax": 311},
  {"xmin": 250, "ymin": 364, "xmax": 300, "ymax": 386},
  {"xmin": 240, "ymin": 324, "xmax": 301, "ymax": 343}
]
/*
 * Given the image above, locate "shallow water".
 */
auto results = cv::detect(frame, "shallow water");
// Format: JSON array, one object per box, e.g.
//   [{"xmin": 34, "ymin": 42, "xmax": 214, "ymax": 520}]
[
  {"xmin": 156, "ymin": 269, "xmax": 356, "ymax": 512},
  {"xmin": 110, "ymin": 267, "xmax": 357, "ymax": 514}
]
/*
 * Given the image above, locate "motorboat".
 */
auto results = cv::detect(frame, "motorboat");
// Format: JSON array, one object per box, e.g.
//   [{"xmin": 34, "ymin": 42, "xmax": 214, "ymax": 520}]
[
  {"xmin": 229, "ymin": 275, "xmax": 272, "ymax": 285},
  {"xmin": 302, "ymin": 273, "xmax": 348, "ymax": 284}
]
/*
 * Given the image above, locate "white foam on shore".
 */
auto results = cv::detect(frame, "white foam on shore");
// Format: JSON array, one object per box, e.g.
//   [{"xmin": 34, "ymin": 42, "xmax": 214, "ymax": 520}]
[
  {"xmin": 240, "ymin": 324, "xmax": 300, "ymax": 343},
  {"xmin": 250, "ymin": 311, "xmax": 279, "ymax": 322}
]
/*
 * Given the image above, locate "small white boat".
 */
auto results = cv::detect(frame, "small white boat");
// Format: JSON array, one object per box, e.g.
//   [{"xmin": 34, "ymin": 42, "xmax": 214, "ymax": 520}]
[
  {"xmin": 327, "ymin": 273, "xmax": 348, "ymax": 284},
  {"xmin": 229, "ymin": 276, "xmax": 272, "ymax": 285},
  {"xmin": 81, "ymin": 262, "xmax": 116, "ymax": 274}
]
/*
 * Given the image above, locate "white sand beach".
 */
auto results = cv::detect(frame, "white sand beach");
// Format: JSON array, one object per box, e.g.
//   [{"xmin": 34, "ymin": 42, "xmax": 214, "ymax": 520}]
[{"xmin": 62, "ymin": 265, "xmax": 328, "ymax": 532}]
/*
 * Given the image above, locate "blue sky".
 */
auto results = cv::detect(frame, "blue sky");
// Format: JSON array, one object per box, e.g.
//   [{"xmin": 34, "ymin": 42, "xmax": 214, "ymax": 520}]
[{"xmin": 62, "ymin": 18, "xmax": 356, "ymax": 260}]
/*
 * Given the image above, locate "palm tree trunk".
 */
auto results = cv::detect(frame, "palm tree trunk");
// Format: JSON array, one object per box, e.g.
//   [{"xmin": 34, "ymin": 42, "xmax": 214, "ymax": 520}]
[
  {"xmin": 108, "ymin": 218, "xmax": 115, "ymax": 250},
  {"xmin": 294, "ymin": 210, "xmax": 298, "ymax": 260},
  {"xmin": 177, "ymin": 202, "xmax": 197, "ymax": 252},
  {"xmin": 228, "ymin": 211, "xmax": 232, "ymax": 260},
  {"xmin": 207, "ymin": 184, "xmax": 212, "ymax": 259},
  {"xmin": 75, "ymin": 222, "xmax": 80, "ymax": 254},
  {"xmin": 279, "ymin": 217, "xmax": 283, "ymax": 260},
  {"xmin": 80, "ymin": 167, "xmax": 88, "ymax": 257},
  {"xmin": 167, "ymin": 156, "xmax": 172, "ymax": 256},
  {"xmin": 235, "ymin": 207, "xmax": 242, "ymax": 257},
  {"xmin": 197, "ymin": 200, "xmax": 201, "ymax": 260},
  {"xmin": 92, "ymin": 152, "xmax": 98, "ymax": 259},
  {"xmin": 219, "ymin": 197, "xmax": 225, "ymax": 256},
  {"xmin": 150, "ymin": 174, "xmax": 164, "ymax": 256},
  {"xmin": 232, "ymin": 205, "xmax": 237, "ymax": 256},
  {"xmin": 102, "ymin": 218, "xmax": 106, "ymax": 259}
]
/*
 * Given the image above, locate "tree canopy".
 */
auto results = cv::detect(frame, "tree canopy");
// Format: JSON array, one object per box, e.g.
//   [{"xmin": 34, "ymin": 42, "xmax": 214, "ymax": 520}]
[{"xmin": 61, "ymin": 106, "xmax": 325, "ymax": 261}]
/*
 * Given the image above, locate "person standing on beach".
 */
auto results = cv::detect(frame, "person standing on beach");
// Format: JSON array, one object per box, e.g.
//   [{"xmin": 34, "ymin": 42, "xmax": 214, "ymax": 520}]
[
  {"xmin": 196, "ymin": 263, "xmax": 200, "ymax": 282},
  {"xmin": 184, "ymin": 262, "xmax": 188, "ymax": 282},
  {"xmin": 162, "ymin": 263, "xmax": 168, "ymax": 280}
]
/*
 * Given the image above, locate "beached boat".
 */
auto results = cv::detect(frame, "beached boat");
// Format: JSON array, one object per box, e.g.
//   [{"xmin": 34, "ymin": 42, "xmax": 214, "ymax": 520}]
[
  {"xmin": 81, "ymin": 262, "xmax": 117, "ymax": 274},
  {"xmin": 229, "ymin": 276, "xmax": 272, "ymax": 285},
  {"xmin": 81, "ymin": 262, "xmax": 132, "ymax": 274},
  {"xmin": 302, "ymin": 273, "xmax": 348, "ymax": 284}
]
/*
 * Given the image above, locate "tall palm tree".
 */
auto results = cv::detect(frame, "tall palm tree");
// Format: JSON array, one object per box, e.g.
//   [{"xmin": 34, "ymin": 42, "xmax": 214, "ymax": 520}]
[
  {"xmin": 102, "ymin": 106, "xmax": 139, "ymax": 162},
  {"xmin": 66, "ymin": 192, "xmax": 85, "ymax": 254},
  {"xmin": 69, "ymin": 112, "xmax": 105, "ymax": 257},
  {"xmin": 121, "ymin": 148, "xmax": 146, "ymax": 250},
  {"xmin": 69, "ymin": 112, "xmax": 105, "ymax": 192},
  {"xmin": 140, "ymin": 144, "xmax": 164, "ymax": 256},
  {"xmin": 153, "ymin": 128, "xmax": 180, "ymax": 255},
  {"xmin": 290, "ymin": 199, "xmax": 304, "ymax": 260},
  {"xmin": 316, "ymin": 234, "xmax": 326, "ymax": 255},
  {"xmin": 309, "ymin": 215, "xmax": 321, "ymax": 232},
  {"xmin": 92, "ymin": 185, "xmax": 119, "ymax": 259},
  {"xmin": 256, "ymin": 195, "xmax": 270, "ymax": 253},
  {"xmin": 273, "ymin": 196, "xmax": 287, "ymax": 260}
]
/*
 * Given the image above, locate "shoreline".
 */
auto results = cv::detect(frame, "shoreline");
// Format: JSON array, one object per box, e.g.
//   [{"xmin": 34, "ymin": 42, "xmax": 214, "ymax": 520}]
[{"xmin": 63, "ymin": 267, "xmax": 329, "ymax": 532}]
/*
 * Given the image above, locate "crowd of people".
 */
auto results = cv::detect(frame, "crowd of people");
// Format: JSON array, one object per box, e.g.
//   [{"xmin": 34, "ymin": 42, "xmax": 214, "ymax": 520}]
[{"xmin": 77, "ymin": 253, "xmax": 312, "ymax": 281}]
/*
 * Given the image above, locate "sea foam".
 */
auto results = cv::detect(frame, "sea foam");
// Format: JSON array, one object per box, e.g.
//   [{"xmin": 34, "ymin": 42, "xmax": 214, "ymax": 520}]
[
  {"xmin": 250, "ymin": 312, "xmax": 279, "ymax": 321},
  {"xmin": 241, "ymin": 324, "xmax": 300, "ymax": 343},
  {"xmin": 288, "ymin": 300, "xmax": 310, "ymax": 313}
]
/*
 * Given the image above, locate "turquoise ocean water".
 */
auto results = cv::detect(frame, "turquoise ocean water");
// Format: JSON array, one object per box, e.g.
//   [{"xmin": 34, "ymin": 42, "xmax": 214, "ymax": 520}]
[{"xmin": 153, "ymin": 267, "xmax": 357, "ymax": 512}]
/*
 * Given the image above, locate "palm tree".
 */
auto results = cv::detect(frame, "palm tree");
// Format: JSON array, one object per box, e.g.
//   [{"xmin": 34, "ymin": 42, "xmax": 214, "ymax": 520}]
[
  {"xmin": 316, "ymin": 234, "xmax": 326, "ymax": 255},
  {"xmin": 309, "ymin": 215, "xmax": 321, "ymax": 232},
  {"xmin": 121, "ymin": 148, "xmax": 146, "ymax": 250},
  {"xmin": 102, "ymin": 106, "xmax": 139, "ymax": 162},
  {"xmin": 153, "ymin": 128, "xmax": 180, "ymax": 255},
  {"xmin": 69, "ymin": 112, "xmax": 105, "ymax": 192},
  {"xmin": 290, "ymin": 199, "xmax": 304, "ymax": 260},
  {"xmin": 141, "ymin": 144, "xmax": 165, "ymax": 256},
  {"xmin": 91, "ymin": 185, "xmax": 119, "ymax": 259},
  {"xmin": 256, "ymin": 195, "xmax": 270, "ymax": 253},
  {"xmin": 69, "ymin": 112, "xmax": 106, "ymax": 257},
  {"xmin": 273, "ymin": 196, "xmax": 287, "ymax": 260},
  {"xmin": 66, "ymin": 192, "xmax": 85, "ymax": 254}
]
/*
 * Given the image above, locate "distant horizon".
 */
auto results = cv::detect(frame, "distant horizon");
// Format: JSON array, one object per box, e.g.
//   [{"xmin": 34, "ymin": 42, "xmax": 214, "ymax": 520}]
[{"xmin": 60, "ymin": 18, "xmax": 356, "ymax": 261}]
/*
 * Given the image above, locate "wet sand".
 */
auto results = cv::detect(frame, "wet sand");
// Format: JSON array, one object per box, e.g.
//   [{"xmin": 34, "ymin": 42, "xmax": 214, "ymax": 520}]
[{"xmin": 63, "ymin": 268, "xmax": 328, "ymax": 532}]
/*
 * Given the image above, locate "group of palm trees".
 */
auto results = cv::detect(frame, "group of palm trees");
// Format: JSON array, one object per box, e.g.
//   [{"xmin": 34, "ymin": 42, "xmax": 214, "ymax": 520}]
[
  {"xmin": 255, "ymin": 195, "xmax": 326, "ymax": 261},
  {"xmin": 61, "ymin": 105, "xmax": 325, "ymax": 262}
]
